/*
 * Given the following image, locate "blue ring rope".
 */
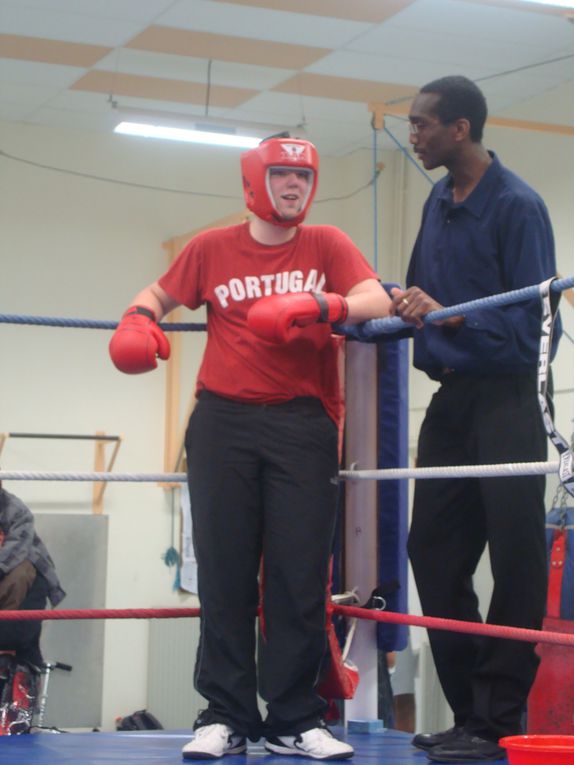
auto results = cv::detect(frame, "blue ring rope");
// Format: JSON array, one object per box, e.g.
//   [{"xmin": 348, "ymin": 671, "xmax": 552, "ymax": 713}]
[
  {"xmin": 343, "ymin": 274, "xmax": 574, "ymax": 338},
  {"xmin": 0, "ymin": 275, "xmax": 571, "ymax": 336},
  {"xmin": 0, "ymin": 315, "xmax": 206, "ymax": 331}
]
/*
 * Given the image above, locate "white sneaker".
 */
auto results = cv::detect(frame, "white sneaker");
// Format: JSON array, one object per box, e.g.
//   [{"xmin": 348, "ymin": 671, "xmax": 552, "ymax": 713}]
[
  {"xmin": 265, "ymin": 727, "xmax": 354, "ymax": 760},
  {"xmin": 182, "ymin": 723, "xmax": 247, "ymax": 760}
]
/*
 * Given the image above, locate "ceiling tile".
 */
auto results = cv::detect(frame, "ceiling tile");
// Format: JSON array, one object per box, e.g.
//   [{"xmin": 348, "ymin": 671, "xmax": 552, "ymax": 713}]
[
  {"xmin": 0, "ymin": 3, "xmax": 154, "ymax": 46},
  {"xmin": 0, "ymin": 101, "xmax": 37, "ymax": 120},
  {"xmin": 71, "ymin": 70, "xmax": 257, "ymax": 109},
  {"xmin": 43, "ymin": 88, "xmax": 126, "ymax": 114},
  {"xmin": 304, "ymin": 50, "xmax": 484, "ymax": 87},
  {"xmin": 496, "ymin": 79, "xmax": 574, "ymax": 124},
  {"xmin": 459, "ymin": 0, "xmax": 574, "ymax": 20},
  {"xmin": 18, "ymin": 104, "xmax": 121, "ymax": 132},
  {"xmin": 506, "ymin": 48, "xmax": 574, "ymax": 82},
  {"xmin": 0, "ymin": 0, "xmax": 175, "ymax": 21},
  {"xmin": 0, "ymin": 34, "xmax": 110, "ymax": 67},
  {"xmin": 155, "ymin": 0, "xmax": 373, "ymax": 47},
  {"xmin": 344, "ymin": 26, "xmax": 559, "ymax": 72},
  {"xmin": 127, "ymin": 26, "xmax": 328, "ymax": 69},
  {"xmin": 95, "ymin": 47, "xmax": 295, "ymax": 90},
  {"xmin": 227, "ymin": 92, "xmax": 373, "ymax": 133},
  {"xmin": 0, "ymin": 57, "xmax": 85, "ymax": 87},
  {"xmin": 480, "ymin": 71, "xmax": 574, "ymax": 111},
  {"xmin": 367, "ymin": 0, "xmax": 574, "ymax": 47},
  {"xmin": 207, "ymin": 0, "xmax": 416, "ymax": 23},
  {"xmin": 220, "ymin": 91, "xmax": 306, "ymax": 128},
  {"xmin": 0, "ymin": 77, "xmax": 64, "ymax": 107},
  {"xmin": 273, "ymin": 73, "xmax": 418, "ymax": 105}
]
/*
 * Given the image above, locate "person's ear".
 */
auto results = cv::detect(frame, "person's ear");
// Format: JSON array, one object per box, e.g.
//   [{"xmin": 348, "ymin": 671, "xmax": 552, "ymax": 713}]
[{"xmin": 452, "ymin": 118, "xmax": 471, "ymax": 142}]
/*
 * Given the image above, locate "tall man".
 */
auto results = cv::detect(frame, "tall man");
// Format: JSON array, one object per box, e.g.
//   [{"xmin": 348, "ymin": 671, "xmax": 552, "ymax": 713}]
[
  {"xmin": 110, "ymin": 135, "xmax": 391, "ymax": 760},
  {"xmin": 391, "ymin": 76, "xmax": 560, "ymax": 763}
]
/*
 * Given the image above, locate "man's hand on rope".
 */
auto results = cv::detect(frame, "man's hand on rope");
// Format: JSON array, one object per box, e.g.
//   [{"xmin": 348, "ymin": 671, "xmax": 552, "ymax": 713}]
[{"xmin": 390, "ymin": 287, "xmax": 464, "ymax": 329}]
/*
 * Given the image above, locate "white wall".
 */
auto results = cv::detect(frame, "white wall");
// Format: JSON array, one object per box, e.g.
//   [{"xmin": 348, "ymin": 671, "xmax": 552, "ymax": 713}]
[{"xmin": 2, "ymin": 115, "xmax": 573, "ymax": 730}]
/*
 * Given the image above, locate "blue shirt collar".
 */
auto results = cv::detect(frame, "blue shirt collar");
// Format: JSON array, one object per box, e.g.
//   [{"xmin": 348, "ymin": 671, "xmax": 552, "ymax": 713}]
[{"xmin": 436, "ymin": 151, "xmax": 501, "ymax": 219}]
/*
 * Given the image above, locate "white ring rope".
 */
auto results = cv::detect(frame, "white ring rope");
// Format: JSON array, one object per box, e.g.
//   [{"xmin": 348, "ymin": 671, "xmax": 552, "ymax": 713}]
[
  {"xmin": 0, "ymin": 471, "xmax": 186, "ymax": 482},
  {"xmin": 0, "ymin": 461, "xmax": 560, "ymax": 483},
  {"xmin": 340, "ymin": 460, "xmax": 559, "ymax": 481}
]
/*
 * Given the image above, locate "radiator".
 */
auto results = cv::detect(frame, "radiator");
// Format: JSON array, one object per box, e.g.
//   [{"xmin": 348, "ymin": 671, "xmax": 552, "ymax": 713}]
[
  {"xmin": 414, "ymin": 640, "xmax": 453, "ymax": 733},
  {"xmin": 147, "ymin": 617, "xmax": 204, "ymax": 729}
]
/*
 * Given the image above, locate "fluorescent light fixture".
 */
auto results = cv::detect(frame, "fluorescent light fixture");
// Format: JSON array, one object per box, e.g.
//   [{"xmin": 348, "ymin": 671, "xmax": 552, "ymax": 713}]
[
  {"xmin": 114, "ymin": 121, "xmax": 261, "ymax": 148},
  {"xmin": 514, "ymin": 0, "xmax": 574, "ymax": 7}
]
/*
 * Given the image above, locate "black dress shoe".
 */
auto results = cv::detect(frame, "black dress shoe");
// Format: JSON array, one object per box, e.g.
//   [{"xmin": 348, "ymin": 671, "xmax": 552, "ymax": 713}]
[
  {"xmin": 412, "ymin": 726, "xmax": 465, "ymax": 751},
  {"xmin": 427, "ymin": 733, "xmax": 506, "ymax": 763}
]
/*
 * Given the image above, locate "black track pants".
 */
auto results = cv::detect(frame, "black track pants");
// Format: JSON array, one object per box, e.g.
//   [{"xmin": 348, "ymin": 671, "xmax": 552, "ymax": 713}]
[{"xmin": 185, "ymin": 392, "xmax": 340, "ymax": 739}]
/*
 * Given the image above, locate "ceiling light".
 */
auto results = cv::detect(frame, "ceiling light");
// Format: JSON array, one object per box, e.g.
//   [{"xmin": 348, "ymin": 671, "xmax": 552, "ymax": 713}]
[
  {"xmin": 114, "ymin": 121, "xmax": 261, "ymax": 148},
  {"xmin": 514, "ymin": 0, "xmax": 574, "ymax": 8}
]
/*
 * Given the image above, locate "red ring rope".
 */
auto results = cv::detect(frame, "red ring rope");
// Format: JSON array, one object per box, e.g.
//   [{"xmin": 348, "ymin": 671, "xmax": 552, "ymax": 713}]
[
  {"xmin": 0, "ymin": 605, "xmax": 571, "ymax": 649},
  {"xmin": 333, "ymin": 604, "xmax": 574, "ymax": 647},
  {"xmin": 0, "ymin": 608, "xmax": 200, "ymax": 620}
]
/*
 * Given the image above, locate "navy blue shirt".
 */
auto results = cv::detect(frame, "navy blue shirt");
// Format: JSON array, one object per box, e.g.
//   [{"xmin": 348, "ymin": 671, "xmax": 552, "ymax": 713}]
[{"xmin": 407, "ymin": 152, "xmax": 561, "ymax": 380}]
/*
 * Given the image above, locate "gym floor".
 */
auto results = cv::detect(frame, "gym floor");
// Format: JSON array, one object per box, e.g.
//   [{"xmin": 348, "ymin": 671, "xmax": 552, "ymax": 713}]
[{"xmin": 0, "ymin": 727, "xmax": 509, "ymax": 764}]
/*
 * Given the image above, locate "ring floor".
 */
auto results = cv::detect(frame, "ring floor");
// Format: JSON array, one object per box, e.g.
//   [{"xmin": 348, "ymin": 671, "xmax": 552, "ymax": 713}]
[{"xmin": 0, "ymin": 727, "xmax": 509, "ymax": 764}]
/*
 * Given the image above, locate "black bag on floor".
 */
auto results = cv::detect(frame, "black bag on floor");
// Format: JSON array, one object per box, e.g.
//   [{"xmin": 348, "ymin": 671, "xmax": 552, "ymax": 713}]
[{"xmin": 116, "ymin": 709, "xmax": 163, "ymax": 731}]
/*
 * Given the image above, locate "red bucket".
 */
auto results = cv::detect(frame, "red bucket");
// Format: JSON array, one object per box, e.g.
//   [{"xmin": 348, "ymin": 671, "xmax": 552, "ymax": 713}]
[{"xmin": 500, "ymin": 735, "xmax": 574, "ymax": 765}]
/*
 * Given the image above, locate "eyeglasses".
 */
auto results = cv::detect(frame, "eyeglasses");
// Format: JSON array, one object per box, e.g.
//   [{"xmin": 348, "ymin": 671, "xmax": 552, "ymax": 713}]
[
  {"xmin": 408, "ymin": 119, "xmax": 437, "ymax": 135},
  {"xmin": 408, "ymin": 117, "xmax": 456, "ymax": 135}
]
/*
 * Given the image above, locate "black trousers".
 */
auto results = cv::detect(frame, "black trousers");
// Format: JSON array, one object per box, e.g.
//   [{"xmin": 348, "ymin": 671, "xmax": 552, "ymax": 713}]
[
  {"xmin": 408, "ymin": 373, "xmax": 548, "ymax": 742},
  {"xmin": 185, "ymin": 392, "xmax": 340, "ymax": 740}
]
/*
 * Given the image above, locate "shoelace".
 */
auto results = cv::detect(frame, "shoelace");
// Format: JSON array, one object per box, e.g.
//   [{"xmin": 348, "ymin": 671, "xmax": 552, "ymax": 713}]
[
  {"xmin": 196, "ymin": 724, "xmax": 229, "ymax": 741},
  {"xmin": 298, "ymin": 728, "xmax": 333, "ymax": 746},
  {"xmin": 312, "ymin": 728, "xmax": 333, "ymax": 739}
]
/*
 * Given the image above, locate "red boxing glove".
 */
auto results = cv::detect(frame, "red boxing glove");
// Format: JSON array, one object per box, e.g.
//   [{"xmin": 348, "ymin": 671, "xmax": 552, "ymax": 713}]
[
  {"xmin": 109, "ymin": 306, "xmax": 170, "ymax": 374},
  {"xmin": 247, "ymin": 292, "xmax": 348, "ymax": 344}
]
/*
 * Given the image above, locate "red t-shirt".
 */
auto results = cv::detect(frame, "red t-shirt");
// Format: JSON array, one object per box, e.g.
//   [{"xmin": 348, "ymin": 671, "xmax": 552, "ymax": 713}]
[{"xmin": 158, "ymin": 221, "xmax": 377, "ymax": 423}]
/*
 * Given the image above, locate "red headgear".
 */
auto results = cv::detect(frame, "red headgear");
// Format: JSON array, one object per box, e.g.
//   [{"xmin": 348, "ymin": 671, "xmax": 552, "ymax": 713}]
[{"xmin": 241, "ymin": 137, "xmax": 319, "ymax": 227}]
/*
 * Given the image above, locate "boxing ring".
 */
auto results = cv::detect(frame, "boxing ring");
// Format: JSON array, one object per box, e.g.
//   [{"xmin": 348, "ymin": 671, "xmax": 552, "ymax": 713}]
[
  {"xmin": 0, "ymin": 275, "xmax": 573, "ymax": 764},
  {"xmin": 0, "ymin": 725, "xmax": 417, "ymax": 765}
]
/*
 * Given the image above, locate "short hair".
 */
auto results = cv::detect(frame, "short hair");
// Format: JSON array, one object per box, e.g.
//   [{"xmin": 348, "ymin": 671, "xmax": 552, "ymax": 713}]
[{"xmin": 420, "ymin": 76, "xmax": 487, "ymax": 142}]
